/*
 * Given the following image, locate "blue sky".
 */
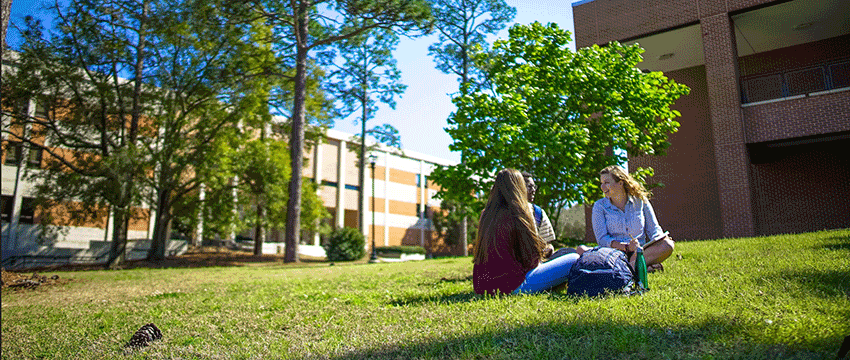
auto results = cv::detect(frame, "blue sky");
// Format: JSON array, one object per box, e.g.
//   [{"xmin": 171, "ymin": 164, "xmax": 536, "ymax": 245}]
[
  {"xmin": 7, "ymin": 0, "xmax": 578, "ymax": 164},
  {"xmin": 334, "ymin": 1, "xmax": 578, "ymax": 163}
]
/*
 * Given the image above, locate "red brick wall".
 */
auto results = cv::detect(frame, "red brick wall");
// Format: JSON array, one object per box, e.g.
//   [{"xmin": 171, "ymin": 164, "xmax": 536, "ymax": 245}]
[
  {"xmin": 573, "ymin": 0, "xmax": 781, "ymax": 47},
  {"xmin": 630, "ymin": 65, "xmax": 723, "ymax": 240},
  {"xmin": 701, "ymin": 14, "xmax": 756, "ymax": 237},
  {"xmin": 738, "ymin": 35, "xmax": 850, "ymax": 77},
  {"xmin": 749, "ymin": 139, "xmax": 850, "ymax": 235},
  {"xmin": 744, "ymin": 90, "xmax": 850, "ymax": 143}
]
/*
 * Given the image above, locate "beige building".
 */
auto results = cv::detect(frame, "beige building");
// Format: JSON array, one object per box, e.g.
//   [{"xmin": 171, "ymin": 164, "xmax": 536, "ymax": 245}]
[
  {"xmin": 2, "ymin": 118, "xmax": 460, "ymax": 266},
  {"xmin": 303, "ymin": 128, "xmax": 459, "ymax": 255}
]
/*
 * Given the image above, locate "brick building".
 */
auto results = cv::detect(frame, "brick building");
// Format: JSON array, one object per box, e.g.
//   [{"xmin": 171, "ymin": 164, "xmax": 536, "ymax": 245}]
[{"xmin": 573, "ymin": 0, "xmax": 849, "ymax": 239}]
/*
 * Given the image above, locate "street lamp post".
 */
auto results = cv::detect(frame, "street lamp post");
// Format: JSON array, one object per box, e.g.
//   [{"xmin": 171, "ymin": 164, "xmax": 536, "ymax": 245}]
[{"xmin": 368, "ymin": 153, "xmax": 379, "ymax": 263}]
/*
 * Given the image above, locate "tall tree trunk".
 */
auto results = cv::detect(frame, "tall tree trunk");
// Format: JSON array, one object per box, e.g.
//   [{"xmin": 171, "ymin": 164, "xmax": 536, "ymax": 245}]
[
  {"xmin": 358, "ymin": 91, "xmax": 367, "ymax": 235},
  {"xmin": 254, "ymin": 204, "xmax": 265, "ymax": 256},
  {"xmin": 192, "ymin": 183, "xmax": 205, "ymax": 247},
  {"xmin": 105, "ymin": 0, "xmax": 147, "ymax": 269},
  {"xmin": 1, "ymin": 0, "xmax": 11, "ymax": 53},
  {"xmin": 255, "ymin": 127, "xmax": 268, "ymax": 257},
  {"xmin": 284, "ymin": 1, "xmax": 309, "ymax": 263},
  {"xmin": 107, "ymin": 205, "xmax": 130, "ymax": 269},
  {"xmin": 460, "ymin": 216, "xmax": 468, "ymax": 256},
  {"xmin": 148, "ymin": 187, "xmax": 172, "ymax": 260}
]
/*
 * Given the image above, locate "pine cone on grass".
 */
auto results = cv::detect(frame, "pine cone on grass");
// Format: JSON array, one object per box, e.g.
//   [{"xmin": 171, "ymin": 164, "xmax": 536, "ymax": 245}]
[{"xmin": 125, "ymin": 323, "xmax": 162, "ymax": 349}]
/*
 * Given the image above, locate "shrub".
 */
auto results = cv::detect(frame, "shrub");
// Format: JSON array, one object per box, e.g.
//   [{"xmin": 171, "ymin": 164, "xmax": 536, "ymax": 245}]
[
  {"xmin": 375, "ymin": 245, "xmax": 426, "ymax": 256},
  {"xmin": 324, "ymin": 227, "xmax": 366, "ymax": 261}
]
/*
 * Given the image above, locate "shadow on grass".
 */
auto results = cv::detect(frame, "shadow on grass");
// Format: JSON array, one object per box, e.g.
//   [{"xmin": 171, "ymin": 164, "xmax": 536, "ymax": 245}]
[
  {"xmin": 324, "ymin": 316, "xmax": 837, "ymax": 360},
  {"xmin": 24, "ymin": 247, "xmax": 338, "ymax": 272},
  {"xmin": 820, "ymin": 234, "xmax": 850, "ymax": 251},
  {"xmin": 435, "ymin": 274, "xmax": 472, "ymax": 284},
  {"xmin": 390, "ymin": 291, "xmax": 482, "ymax": 306},
  {"xmin": 769, "ymin": 268, "xmax": 850, "ymax": 298},
  {"xmin": 389, "ymin": 289, "xmax": 592, "ymax": 307}
]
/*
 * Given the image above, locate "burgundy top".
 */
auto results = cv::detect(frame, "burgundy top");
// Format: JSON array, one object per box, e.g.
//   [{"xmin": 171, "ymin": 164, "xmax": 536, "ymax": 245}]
[{"xmin": 473, "ymin": 212, "xmax": 540, "ymax": 295}]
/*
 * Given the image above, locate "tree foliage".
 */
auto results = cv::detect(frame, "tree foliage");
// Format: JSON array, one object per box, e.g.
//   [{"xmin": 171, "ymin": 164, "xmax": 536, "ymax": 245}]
[
  {"xmin": 1, "ymin": 0, "xmax": 292, "ymax": 264},
  {"xmin": 431, "ymin": 197, "xmax": 477, "ymax": 247},
  {"xmin": 428, "ymin": 0, "xmax": 515, "ymax": 92},
  {"xmin": 141, "ymin": 0, "xmax": 279, "ymax": 260},
  {"xmin": 430, "ymin": 22, "xmax": 689, "ymax": 237},
  {"xmin": 329, "ymin": 24, "xmax": 406, "ymax": 233},
  {"xmin": 2, "ymin": 0, "xmax": 168, "ymax": 268},
  {"xmin": 248, "ymin": 0, "xmax": 432, "ymax": 262}
]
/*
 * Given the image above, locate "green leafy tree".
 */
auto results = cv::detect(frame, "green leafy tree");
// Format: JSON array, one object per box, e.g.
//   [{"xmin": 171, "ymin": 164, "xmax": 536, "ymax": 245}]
[
  {"xmin": 2, "ymin": 0, "xmax": 166, "ymax": 268},
  {"xmin": 329, "ymin": 24, "xmax": 406, "ymax": 234},
  {"xmin": 202, "ymin": 135, "xmax": 330, "ymax": 254},
  {"xmin": 248, "ymin": 0, "xmax": 432, "ymax": 262},
  {"xmin": 3, "ymin": 0, "xmax": 275, "ymax": 265},
  {"xmin": 430, "ymin": 22, "xmax": 689, "ymax": 236},
  {"xmin": 142, "ymin": 1, "xmax": 277, "ymax": 260},
  {"xmin": 431, "ymin": 197, "xmax": 477, "ymax": 248},
  {"xmin": 237, "ymin": 136, "xmax": 290, "ymax": 256},
  {"xmin": 427, "ymin": 0, "xmax": 514, "ymax": 254},
  {"xmin": 428, "ymin": 0, "xmax": 515, "ymax": 93}
]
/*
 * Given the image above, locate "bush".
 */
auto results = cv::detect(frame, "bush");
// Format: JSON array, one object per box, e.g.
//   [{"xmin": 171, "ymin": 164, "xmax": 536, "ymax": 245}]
[
  {"xmin": 324, "ymin": 227, "xmax": 366, "ymax": 262},
  {"xmin": 375, "ymin": 245, "xmax": 426, "ymax": 256}
]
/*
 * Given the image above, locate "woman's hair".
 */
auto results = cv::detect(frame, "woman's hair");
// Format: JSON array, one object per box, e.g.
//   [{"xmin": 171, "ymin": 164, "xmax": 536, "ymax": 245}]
[
  {"xmin": 600, "ymin": 165, "xmax": 649, "ymax": 201},
  {"xmin": 473, "ymin": 168, "xmax": 544, "ymax": 265}
]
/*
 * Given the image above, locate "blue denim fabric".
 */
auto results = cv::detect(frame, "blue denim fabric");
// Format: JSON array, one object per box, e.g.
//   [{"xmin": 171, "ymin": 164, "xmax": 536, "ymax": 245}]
[
  {"xmin": 513, "ymin": 253, "xmax": 580, "ymax": 294},
  {"xmin": 591, "ymin": 196, "xmax": 664, "ymax": 248}
]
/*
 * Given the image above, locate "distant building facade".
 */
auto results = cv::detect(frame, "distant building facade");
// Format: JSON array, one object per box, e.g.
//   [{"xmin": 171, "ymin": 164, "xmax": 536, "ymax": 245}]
[
  {"xmin": 573, "ymin": 0, "xmax": 850, "ymax": 240},
  {"xmin": 302, "ymin": 128, "xmax": 458, "ymax": 255},
  {"xmin": 2, "ymin": 99, "xmax": 155, "ymax": 265},
  {"xmin": 2, "ymin": 113, "xmax": 458, "ymax": 264}
]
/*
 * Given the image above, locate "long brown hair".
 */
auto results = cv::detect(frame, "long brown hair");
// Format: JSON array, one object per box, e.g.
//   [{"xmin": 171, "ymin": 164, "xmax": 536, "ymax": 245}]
[
  {"xmin": 473, "ymin": 168, "xmax": 544, "ymax": 265},
  {"xmin": 600, "ymin": 165, "xmax": 649, "ymax": 201}
]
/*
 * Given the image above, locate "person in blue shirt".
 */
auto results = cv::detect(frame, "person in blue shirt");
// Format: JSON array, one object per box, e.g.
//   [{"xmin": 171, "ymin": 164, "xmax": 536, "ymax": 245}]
[{"xmin": 589, "ymin": 165, "xmax": 674, "ymax": 271}]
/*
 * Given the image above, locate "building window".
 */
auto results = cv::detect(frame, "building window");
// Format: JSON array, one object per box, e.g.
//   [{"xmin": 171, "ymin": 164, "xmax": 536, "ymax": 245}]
[
  {"xmin": 2, "ymin": 141, "xmax": 42, "ymax": 167},
  {"xmin": 34, "ymin": 101, "xmax": 48, "ymax": 119},
  {"xmin": 344, "ymin": 184, "xmax": 360, "ymax": 191},
  {"xmin": 416, "ymin": 174, "xmax": 428, "ymax": 188},
  {"xmin": 27, "ymin": 145, "xmax": 43, "ymax": 167},
  {"xmin": 321, "ymin": 180, "xmax": 338, "ymax": 187},
  {"xmin": 416, "ymin": 203, "xmax": 430, "ymax": 219},
  {"xmin": 19, "ymin": 197, "xmax": 35, "ymax": 224},
  {"xmin": 1, "ymin": 195, "xmax": 13, "ymax": 223},
  {"xmin": 4, "ymin": 141, "xmax": 23, "ymax": 165}
]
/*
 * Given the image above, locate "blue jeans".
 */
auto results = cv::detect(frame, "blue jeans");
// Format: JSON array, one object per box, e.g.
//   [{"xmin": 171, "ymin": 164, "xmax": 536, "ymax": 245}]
[{"xmin": 513, "ymin": 253, "xmax": 580, "ymax": 294}]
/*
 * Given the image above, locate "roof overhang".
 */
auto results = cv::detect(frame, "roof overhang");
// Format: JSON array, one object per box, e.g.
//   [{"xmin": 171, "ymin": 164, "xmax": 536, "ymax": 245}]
[{"xmin": 625, "ymin": 0, "xmax": 850, "ymax": 73}]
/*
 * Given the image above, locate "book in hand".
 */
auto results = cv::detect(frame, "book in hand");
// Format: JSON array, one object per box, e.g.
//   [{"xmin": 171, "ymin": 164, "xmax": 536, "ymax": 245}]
[{"xmin": 643, "ymin": 231, "xmax": 669, "ymax": 249}]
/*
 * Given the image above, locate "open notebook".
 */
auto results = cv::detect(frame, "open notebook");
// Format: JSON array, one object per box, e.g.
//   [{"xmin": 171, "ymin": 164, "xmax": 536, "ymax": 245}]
[{"xmin": 642, "ymin": 231, "xmax": 669, "ymax": 248}]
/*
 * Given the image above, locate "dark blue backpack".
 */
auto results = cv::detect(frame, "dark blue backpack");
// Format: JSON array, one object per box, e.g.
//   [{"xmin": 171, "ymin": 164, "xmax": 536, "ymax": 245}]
[{"xmin": 567, "ymin": 247, "xmax": 636, "ymax": 297}]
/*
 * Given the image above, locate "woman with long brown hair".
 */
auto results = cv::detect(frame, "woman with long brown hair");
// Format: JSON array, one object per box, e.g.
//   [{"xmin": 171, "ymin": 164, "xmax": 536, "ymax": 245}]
[{"xmin": 473, "ymin": 168, "xmax": 580, "ymax": 295}]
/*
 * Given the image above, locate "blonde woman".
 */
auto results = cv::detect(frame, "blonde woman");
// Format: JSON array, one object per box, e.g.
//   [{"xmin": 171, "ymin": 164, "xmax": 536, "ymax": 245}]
[
  {"xmin": 473, "ymin": 169, "xmax": 580, "ymax": 295},
  {"xmin": 591, "ymin": 165, "xmax": 674, "ymax": 271}
]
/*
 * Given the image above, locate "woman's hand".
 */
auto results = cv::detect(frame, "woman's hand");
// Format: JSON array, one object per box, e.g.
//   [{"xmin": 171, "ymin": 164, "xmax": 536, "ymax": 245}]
[
  {"xmin": 625, "ymin": 237, "xmax": 640, "ymax": 252},
  {"xmin": 542, "ymin": 243, "xmax": 554, "ymax": 258}
]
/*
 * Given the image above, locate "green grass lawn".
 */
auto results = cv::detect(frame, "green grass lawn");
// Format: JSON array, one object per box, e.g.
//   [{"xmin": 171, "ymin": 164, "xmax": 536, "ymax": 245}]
[{"xmin": 2, "ymin": 229, "xmax": 849, "ymax": 359}]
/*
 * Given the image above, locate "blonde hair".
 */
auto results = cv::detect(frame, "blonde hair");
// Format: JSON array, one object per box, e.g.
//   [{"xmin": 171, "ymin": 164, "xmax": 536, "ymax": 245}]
[
  {"xmin": 600, "ymin": 165, "xmax": 650, "ymax": 201},
  {"xmin": 473, "ymin": 169, "xmax": 544, "ymax": 266}
]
